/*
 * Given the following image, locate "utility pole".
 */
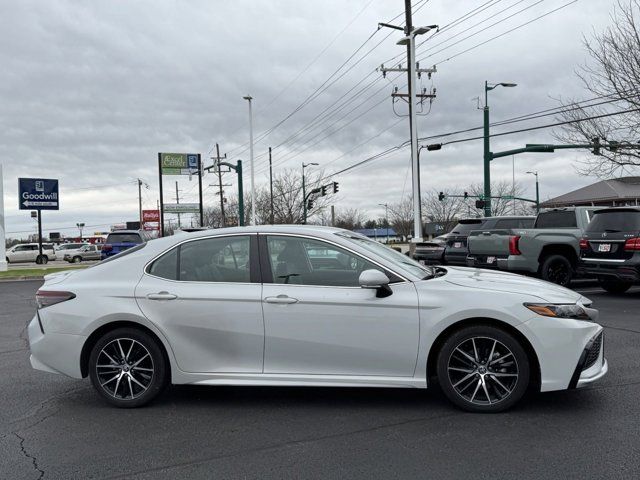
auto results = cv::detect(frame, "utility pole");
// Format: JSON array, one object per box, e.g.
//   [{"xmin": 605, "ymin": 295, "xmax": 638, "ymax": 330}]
[
  {"xmin": 213, "ymin": 144, "xmax": 226, "ymax": 227},
  {"xmin": 243, "ymin": 95, "xmax": 256, "ymax": 225},
  {"xmin": 0, "ymin": 164, "xmax": 5, "ymax": 272},
  {"xmin": 175, "ymin": 181, "xmax": 182, "ymax": 229},
  {"xmin": 269, "ymin": 147, "xmax": 274, "ymax": 224},
  {"xmin": 379, "ymin": 6, "xmax": 438, "ymax": 242}
]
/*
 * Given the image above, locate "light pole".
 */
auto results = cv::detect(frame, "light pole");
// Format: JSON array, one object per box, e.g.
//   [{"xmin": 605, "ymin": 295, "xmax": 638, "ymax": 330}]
[
  {"xmin": 483, "ymin": 81, "xmax": 517, "ymax": 217},
  {"xmin": 243, "ymin": 95, "xmax": 256, "ymax": 225},
  {"xmin": 302, "ymin": 162, "xmax": 318, "ymax": 224},
  {"xmin": 0, "ymin": 164, "xmax": 7, "ymax": 272},
  {"xmin": 76, "ymin": 223, "xmax": 85, "ymax": 241},
  {"xmin": 397, "ymin": 24, "xmax": 438, "ymax": 242},
  {"xmin": 526, "ymin": 171, "xmax": 540, "ymax": 213},
  {"xmin": 378, "ymin": 203, "xmax": 389, "ymax": 244}
]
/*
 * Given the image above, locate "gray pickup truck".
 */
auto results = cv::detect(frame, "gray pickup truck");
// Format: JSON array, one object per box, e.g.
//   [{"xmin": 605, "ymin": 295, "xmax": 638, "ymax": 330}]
[{"xmin": 466, "ymin": 207, "xmax": 595, "ymax": 286}]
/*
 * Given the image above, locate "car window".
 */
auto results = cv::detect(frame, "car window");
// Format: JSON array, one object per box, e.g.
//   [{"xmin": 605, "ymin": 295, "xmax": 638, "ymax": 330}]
[
  {"xmin": 519, "ymin": 218, "xmax": 535, "ymax": 228},
  {"xmin": 494, "ymin": 219, "xmax": 519, "ymax": 229},
  {"xmin": 266, "ymin": 236, "xmax": 381, "ymax": 287},
  {"xmin": 449, "ymin": 220, "xmax": 485, "ymax": 235},
  {"xmin": 534, "ymin": 211, "xmax": 577, "ymax": 228},
  {"xmin": 587, "ymin": 210, "xmax": 640, "ymax": 232},
  {"xmin": 106, "ymin": 233, "xmax": 143, "ymax": 244},
  {"xmin": 178, "ymin": 236, "xmax": 250, "ymax": 282},
  {"xmin": 148, "ymin": 247, "xmax": 179, "ymax": 280}
]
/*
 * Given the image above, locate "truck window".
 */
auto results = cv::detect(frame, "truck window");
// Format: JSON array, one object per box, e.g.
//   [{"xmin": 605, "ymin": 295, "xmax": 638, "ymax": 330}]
[{"xmin": 534, "ymin": 211, "xmax": 577, "ymax": 228}]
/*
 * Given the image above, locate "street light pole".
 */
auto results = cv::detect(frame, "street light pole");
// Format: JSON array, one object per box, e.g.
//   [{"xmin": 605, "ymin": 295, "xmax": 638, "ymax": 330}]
[
  {"xmin": 0, "ymin": 164, "xmax": 7, "ymax": 272},
  {"xmin": 302, "ymin": 162, "xmax": 318, "ymax": 224},
  {"xmin": 483, "ymin": 81, "xmax": 517, "ymax": 217},
  {"xmin": 243, "ymin": 95, "xmax": 256, "ymax": 225},
  {"xmin": 527, "ymin": 171, "xmax": 540, "ymax": 213},
  {"xmin": 378, "ymin": 203, "xmax": 389, "ymax": 244}
]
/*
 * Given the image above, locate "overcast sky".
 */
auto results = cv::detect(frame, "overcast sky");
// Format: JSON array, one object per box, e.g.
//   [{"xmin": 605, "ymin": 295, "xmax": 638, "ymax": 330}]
[{"xmin": 0, "ymin": 0, "xmax": 622, "ymax": 237}]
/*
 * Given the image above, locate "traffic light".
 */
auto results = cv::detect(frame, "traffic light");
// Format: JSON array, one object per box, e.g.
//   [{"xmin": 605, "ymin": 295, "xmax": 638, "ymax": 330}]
[
  {"xmin": 307, "ymin": 199, "xmax": 314, "ymax": 210},
  {"xmin": 438, "ymin": 191, "xmax": 445, "ymax": 201},
  {"xmin": 592, "ymin": 137, "xmax": 601, "ymax": 155},
  {"xmin": 475, "ymin": 200, "xmax": 485, "ymax": 209},
  {"xmin": 333, "ymin": 182, "xmax": 339, "ymax": 193},
  {"xmin": 321, "ymin": 185, "xmax": 329, "ymax": 196},
  {"xmin": 464, "ymin": 191, "xmax": 468, "ymax": 199}
]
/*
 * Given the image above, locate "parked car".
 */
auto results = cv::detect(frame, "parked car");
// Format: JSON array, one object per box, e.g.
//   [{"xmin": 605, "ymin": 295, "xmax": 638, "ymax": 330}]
[
  {"xmin": 413, "ymin": 234, "xmax": 449, "ymax": 265},
  {"xmin": 101, "ymin": 230, "xmax": 150, "ymax": 260},
  {"xmin": 578, "ymin": 207, "xmax": 640, "ymax": 293},
  {"xmin": 29, "ymin": 225, "xmax": 606, "ymax": 413},
  {"xmin": 445, "ymin": 216, "xmax": 535, "ymax": 266},
  {"xmin": 55, "ymin": 243, "xmax": 86, "ymax": 255},
  {"xmin": 6, "ymin": 243, "xmax": 57, "ymax": 264},
  {"xmin": 64, "ymin": 244, "xmax": 102, "ymax": 263},
  {"xmin": 466, "ymin": 207, "xmax": 595, "ymax": 286}
]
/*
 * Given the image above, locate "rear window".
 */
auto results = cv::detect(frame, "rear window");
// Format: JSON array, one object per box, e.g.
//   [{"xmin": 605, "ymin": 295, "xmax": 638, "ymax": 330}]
[
  {"xmin": 100, "ymin": 243, "xmax": 147, "ymax": 264},
  {"xmin": 534, "ymin": 211, "xmax": 577, "ymax": 229},
  {"xmin": 586, "ymin": 210, "xmax": 640, "ymax": 233},
  {"xmin": 106, "ymin": 233, "xmax": 143, "ymax": 244},
  {"xmin": 449, "ymin": 220, "xmax": 486, "ymax": 235}
]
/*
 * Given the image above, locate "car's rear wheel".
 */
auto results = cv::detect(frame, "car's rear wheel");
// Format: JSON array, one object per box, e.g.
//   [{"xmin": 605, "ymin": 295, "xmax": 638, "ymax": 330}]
[
  {"xmin": 436, "ymin": 325, "xmax": 530, "ymax": 413},
  {"xmin": 540, "ymin": 254, "xmax": 573, "ymax": 286},
  {"xmin": 88, "ymin": 328, "xmax": 168, "ymax": 408},
  {"xmin": 35, "ymin": 255, "xmax": 48, "ymax": 265},
  {"xmin": 598, "ymin": 278, "xmax": 632, "ymax": 294}
]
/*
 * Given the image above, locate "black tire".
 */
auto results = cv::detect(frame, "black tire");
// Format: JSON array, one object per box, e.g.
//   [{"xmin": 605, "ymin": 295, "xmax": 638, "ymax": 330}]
[
  {"xmin": 436, "ymin": 325, "xmax": 530, "ymax": 413},
  {"xmin": 39, "ymin": 255, "xmax": 49, "ymax": 265},
  {"xmin": 88, "ymin": 327, "xmax": 168, "ymax": 408},
  {"xmin": 598, "ymin": 278, "xmax": 633, "ymax": 294},
  {"xmin": 540, "ymin": 254, "xmax": 573, "ymax": 286},
  {"xmin": 72, "ymin": 256, "xmax": 81, "ymax": 263}
]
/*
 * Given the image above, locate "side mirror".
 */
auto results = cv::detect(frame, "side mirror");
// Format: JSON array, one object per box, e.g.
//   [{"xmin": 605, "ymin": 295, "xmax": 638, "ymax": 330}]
[{"xmin": 359, "ymin": 269, "xmax": 393, "ymax": 298}]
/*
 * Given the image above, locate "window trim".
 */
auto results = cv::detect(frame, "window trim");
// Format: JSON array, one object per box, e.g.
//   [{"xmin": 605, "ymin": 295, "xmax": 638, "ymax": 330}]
[
  {"xmin": 258, "ymin": 233, "xmax": 409, "ymax": 288},
  {"xmin": 144, "ymin": 233, "xmax": 259, "ymax": 284}
]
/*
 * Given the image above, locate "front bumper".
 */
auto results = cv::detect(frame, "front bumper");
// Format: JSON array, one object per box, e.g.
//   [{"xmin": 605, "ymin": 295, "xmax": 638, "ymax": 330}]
[{"xmin": 516, "ymin": 316, "xmax": 607, "ymax": 392}]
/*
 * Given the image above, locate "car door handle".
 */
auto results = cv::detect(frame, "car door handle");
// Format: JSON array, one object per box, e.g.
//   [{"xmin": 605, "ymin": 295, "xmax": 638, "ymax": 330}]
[
  {"xmin": 264, "ymin": 295, "xmax": 299, "ymax": 304},
  {"xmin": 147, "ymin": 292, "xmax": 178, "ymax": 301}
]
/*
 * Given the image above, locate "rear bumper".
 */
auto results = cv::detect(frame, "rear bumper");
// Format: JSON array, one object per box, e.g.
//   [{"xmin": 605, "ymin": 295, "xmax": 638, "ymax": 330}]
[
  {"xmin": 495, "ymin": 255, "xmax": 537, "ymax": 273},
  {"xmin": 577, "ymin": 261, "xmax": 640, "ymax": 282},
  {"xmin": 444, "ymin": 252, "xmax": 468, "ymax": 266},
  {"xmin": 28, "ymin": 314, "xmax": 85, "ymax": 379}
]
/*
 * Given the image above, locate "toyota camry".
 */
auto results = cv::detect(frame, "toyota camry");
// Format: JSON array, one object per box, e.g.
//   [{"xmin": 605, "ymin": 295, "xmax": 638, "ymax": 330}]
[{"xmin": 28, "ymin": 225, "xmax": 607, "ymax": 412}]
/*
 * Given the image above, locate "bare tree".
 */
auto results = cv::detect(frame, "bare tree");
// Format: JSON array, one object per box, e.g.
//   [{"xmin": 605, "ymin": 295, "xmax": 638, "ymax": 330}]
[
  {"xmin": 468, "ymin": 181, "xmax": 534, "ymax": 216},
  {"xmin": 334, "ymin": 208, "xmax": 365, "ymax": 230},
  {"xmin": 422, "ymin": 188, "xmax": 466, "ymax": 230},
  {"xmin": 388, "ymin": 196, "xmax": 413, "ymax": 239},
  {"xmin": 555, "ymin": 0, "xmax": 640, "ymax": 176}
]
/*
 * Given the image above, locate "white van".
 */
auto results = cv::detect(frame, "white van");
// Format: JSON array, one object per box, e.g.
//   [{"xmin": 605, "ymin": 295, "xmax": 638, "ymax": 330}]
[{"xmin": 5, "ymin": 243, "xmax": 57, "ymax": 264}]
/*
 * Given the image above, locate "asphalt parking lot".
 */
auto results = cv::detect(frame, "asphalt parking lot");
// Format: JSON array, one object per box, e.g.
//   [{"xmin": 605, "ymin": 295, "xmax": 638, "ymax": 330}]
[{"xmin": 1, "ymin": 280, "xmax": 639, "ymax": 480}]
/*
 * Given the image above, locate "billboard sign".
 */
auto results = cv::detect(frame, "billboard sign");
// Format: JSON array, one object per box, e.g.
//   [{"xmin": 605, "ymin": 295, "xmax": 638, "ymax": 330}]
[
  {"xmin": 142, "ymin": 210, "xmax": 160, "ymax": 222},
  {"xmin": 18, "ymin": 178, "xmax": 59, "ymax": 210},
  {"xmin": 163, "ymin": 203, "xmax": 200, "ymax": 213},
  {"xmin": 160, "ymin": 153, "xmax": 199, "ymax": 175}
]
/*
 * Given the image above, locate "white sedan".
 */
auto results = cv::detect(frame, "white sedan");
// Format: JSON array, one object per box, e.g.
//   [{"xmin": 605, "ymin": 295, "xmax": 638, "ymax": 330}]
[{"xmin": 28, "ymin": 225, "xmax": 607, "ymax": 412}]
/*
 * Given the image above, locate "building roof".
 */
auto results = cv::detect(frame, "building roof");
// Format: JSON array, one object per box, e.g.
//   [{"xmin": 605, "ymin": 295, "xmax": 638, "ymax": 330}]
[
  {"xmin": 540, "ymin": 176, "xmax": 640, "ymax": 208},
  {"xmin": 353, "ymin": 228, "xmax": 397, "ymax": 237}
]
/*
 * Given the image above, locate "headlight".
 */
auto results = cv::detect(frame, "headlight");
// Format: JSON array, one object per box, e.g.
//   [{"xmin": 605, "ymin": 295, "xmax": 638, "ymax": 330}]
[{"xmin": 524, "ymin": 303, "xmax": 591, "ymax": 320}]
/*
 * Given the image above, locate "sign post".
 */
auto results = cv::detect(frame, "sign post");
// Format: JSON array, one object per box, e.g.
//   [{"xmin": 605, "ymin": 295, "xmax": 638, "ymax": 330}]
[{"xmin": 18, "ymin": 178, "xmax": 59, "ymax": 263}]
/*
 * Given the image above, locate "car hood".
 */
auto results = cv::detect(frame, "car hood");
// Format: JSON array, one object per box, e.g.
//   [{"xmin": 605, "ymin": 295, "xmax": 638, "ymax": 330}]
[{"xmin": 441, "ymin": 266, "xmax": 585, "ymax": 304}]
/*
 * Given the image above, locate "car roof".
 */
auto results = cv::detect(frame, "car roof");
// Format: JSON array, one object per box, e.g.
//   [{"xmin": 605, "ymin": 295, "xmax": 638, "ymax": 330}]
[
  {"xmin": 593, "ymin": 206, "xmax": 640, "ymax": 214},
  {"xmin": 169, "ymin": 224, "xmax": 348, "ymax": 239},
  {"xmin": 107, "ymin": 230, "xmax": 143, "ymax": 234}
]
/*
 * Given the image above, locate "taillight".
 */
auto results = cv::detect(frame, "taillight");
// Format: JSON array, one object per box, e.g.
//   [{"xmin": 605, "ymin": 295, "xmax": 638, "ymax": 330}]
[
  {"xmin": 102, "ymin": 244, "xmax": 113, "ymax": 252},
  {"xmin": 36, "ymin": 290, "xmax": 76, "ymax": 309},
  {"xmin": 579, "ymin": 238, "xmax": 589, "ymax": 250},
  {"xmin": 509, "ymin": 235, "xmax": 521, "ymax": 255},
  {"xmin": 624, "ymin": 237, "xmax": 640, "ymax": 251}
]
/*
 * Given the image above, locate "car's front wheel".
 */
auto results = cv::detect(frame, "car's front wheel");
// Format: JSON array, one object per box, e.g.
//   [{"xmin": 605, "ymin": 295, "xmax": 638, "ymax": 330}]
[
  {"xmin": 88, "ymin": 327, "xmax": 168, "ymax": 408},
  {"xmin": 72, "ymin": 256, "xmax": 82, "ymax": 263},
  {"xmin": 437, "ymin": 325, "xmax": 530, "ymax": 413}
]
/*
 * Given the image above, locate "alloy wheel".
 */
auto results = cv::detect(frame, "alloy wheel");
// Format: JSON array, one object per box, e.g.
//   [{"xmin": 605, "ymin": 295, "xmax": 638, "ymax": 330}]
[
  {"xmin": 95, "ymin": 338, "xmax": 155, "ymax": 400},
  {"xmin": 447, "ymin": 336, "xmax": 519, "ymax": 406},
  {"xmin": 547, "ymin": 261, "xmax": 570, "ymax": 285}
]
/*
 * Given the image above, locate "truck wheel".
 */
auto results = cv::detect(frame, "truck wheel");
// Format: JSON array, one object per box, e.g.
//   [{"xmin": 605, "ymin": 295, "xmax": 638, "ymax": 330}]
[
  {"xmin": 598, "ymin": 279, "xmax": 632, "ymax": 294},
  {"xmin": 540, "ymin": 254, "xmax": 573, "ymax": 286}
]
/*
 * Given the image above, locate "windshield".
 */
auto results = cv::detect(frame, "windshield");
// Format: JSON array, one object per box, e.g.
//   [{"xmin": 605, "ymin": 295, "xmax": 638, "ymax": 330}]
[
  {"xmin": 587, "ymin": 210, "xmax": 640, "ymax": 232},
  {"xmin": 337, "ymin": 232, "xmax": 433, "ymax": 279},
  {"xmin": 450, "ymin": 221, "xmax": 485, "ymax": 235}
]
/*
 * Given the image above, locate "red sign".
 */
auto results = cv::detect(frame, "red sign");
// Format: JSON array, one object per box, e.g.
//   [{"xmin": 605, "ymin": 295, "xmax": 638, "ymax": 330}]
[
  {"xmin": 142, "ymin": 210, "xmax": 160, "ymax": 222},
  {"xmin": 143, "ymin": 224, "xmax": 159, "ymax": 231}
]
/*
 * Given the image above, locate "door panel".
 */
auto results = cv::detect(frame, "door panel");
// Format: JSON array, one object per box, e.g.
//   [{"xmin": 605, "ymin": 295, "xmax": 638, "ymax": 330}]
[
  {"xmin": 261, "ymin": 235, "xmax": 420, "ymax": 377},
  {"xmin": 135, "ymin": 235, "xmax": 264, "ymax": 374}
]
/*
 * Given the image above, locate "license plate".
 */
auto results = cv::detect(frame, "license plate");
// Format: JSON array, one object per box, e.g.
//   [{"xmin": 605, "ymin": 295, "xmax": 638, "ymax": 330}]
[
  {"xmin": 454, "ymin": 242, "xmax": 462, "ymax": 248},
  {"xmin": 487, "ymin": 256, "xmax": 496, "ymax": 264},
  {"xmin": 598, "ymin": 243, "xmax": 611, "ymax": 252}
]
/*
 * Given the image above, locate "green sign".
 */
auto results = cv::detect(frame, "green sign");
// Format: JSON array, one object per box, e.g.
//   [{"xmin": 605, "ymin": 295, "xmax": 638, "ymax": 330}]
[
  {"xmin": 160, "ymin": 153, "xmax": 199, "ymax": 175},
  {"xmin": 164, "ymin": 203, "xmax": 200, "ymax": 213}
]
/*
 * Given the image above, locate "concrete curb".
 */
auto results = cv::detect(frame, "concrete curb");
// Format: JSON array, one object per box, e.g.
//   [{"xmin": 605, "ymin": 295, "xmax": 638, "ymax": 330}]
[{"xmin": 0, "ymin": 276, "xmax": 46, "ymax": 283}]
